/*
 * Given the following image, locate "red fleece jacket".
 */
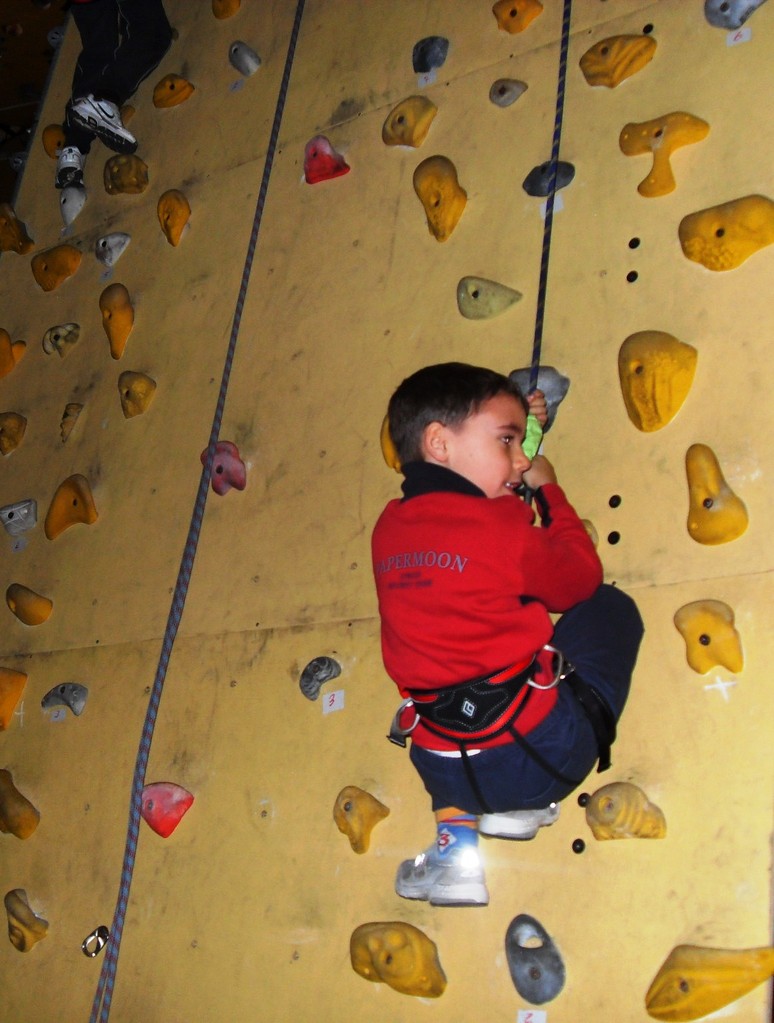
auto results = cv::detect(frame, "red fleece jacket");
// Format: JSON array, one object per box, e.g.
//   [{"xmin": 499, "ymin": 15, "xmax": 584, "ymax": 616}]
[{"xmin": 372, "ymin": 478, "xmax": 603, "ymax": 749}]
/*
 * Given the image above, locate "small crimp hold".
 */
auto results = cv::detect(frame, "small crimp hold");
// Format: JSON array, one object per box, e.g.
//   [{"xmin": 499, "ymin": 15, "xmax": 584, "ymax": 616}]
[
  {"xmin": 44, "ymin": 474, "xmax": 99, "ymax": 540},
  {"xmin": 141, "ymin": 782, "xmax": 194, "ymax": 837},
  {"xmin": 41, "ymin": 682, "xmax": 89, "ymax": 716},
  {"xmin": 4, "ymin": 890, "xmax": 48, "ymax": 952},
  {"xmin": 413, "ymin": 155, "xmax": 467, "ymax": 242},
  {"xmin": 522, "ymin": 160, "xmax": 575, "ymax": 197},
  {"xmin": 579, "ymin": 34, "xmax": 657, "ymax": 88},
  {"xmin": 685, "ymin": 444, "xmax": 748, "ymax": 545},
  {"xmin": 585, "ymin": 781, "xmax": 666, "ymax": 840},
  {"xmin": 0, "ymin": 414, "xmax": 27, "ymax": 457},
  {"xmin": 0, "ymin": 499, "xmax": 36, "ymax": 535},
  {"xmin": 0, "ymin": 328, "xmax": 26, "ymax": 380},
  {"xmin": 200, "ymin": 440, "xmax": 246, "ymax": 494},
  {"xmin": 118, "ymin": 372, "xmax": 156, "ymax": 418},
  {"xmin": 104, "ymin": 154, "xmax": 149, "ymax": 195},
  {"xmin": 456, "ymin": 276, "xmax": 522, "ymax": 320},
  {"xmin": 229, "ymin": 40, "xmax": 261, "ymax": 76},
  {"xmin": 95, "ymin": 231, "xmax": 131, "ymax": 267},
  {"xmin": 157, "ymin": 189, "xmax": 191, "ymax": 246},
  {"xmin": 411, "ymin": 36, "xmax": 449, "ymax": 74},
  {"xmin": 350, "ymin": 921, "xmax": 447, "ymax": 997},
  {"xmin": 299, "ymin": 656, "xmax": 341, "ymax": 700},
  {"xmin": 673, "ymin": 600, "xmax": 743, "ymax": 675},
  {"xmin": 0, "ymin": 668, "xmax": 27, "ymax": 730},
  {"xmin": 489, "ymin": 78, "xmax": 528, "ymax": 107},
  {"xmin": 492, "ymin": 0, "xmax": 544, "ymax": 34},
  {"xmin": 0, "ymin": 769, "xmax": 40, "ymax": 839},
  {"xmin": 6, "ymin": 584, "xmax": 53, "ymax": 626},
  {"xmin": 31, "ymin": 243, "xmax": 82, "ymax": 291},
  {"xmin": 382, "ymin": 96, "xmax": 437, "ymax": 148},
  {"xmin": 505, "ymin": 914, "xmax": 565, "ymax": 1004},
  {"xmin": 304, "ymin": 136, "xmax": 350, "ymax": 184},
  {"xmin": 60, "ymin": 403, "xmax": 83, "ymax": 443},
  {"xmin": 0, "ymin": 203, "xmax": 34, "ymax": 254},
  {"xmin": 333, "ymin": 786, "xmax": 390, "ymax": 853},
  {"xmin": 153, "ymin": 74, "xmax": 195, "ymax": 108},
  {"xmin": 42, "ymin": 322, "xmax": 80, "ymax": 358}
]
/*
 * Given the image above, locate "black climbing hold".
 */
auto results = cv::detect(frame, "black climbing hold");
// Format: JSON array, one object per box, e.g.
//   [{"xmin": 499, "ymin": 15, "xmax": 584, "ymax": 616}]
[
  {"xmin": 508, "ymin": 365, "xmax": 570, "ymax": 431},
  {"xmin": 522, "ymin": 160, "xmax": 575, "ymax": 197},
  {"xmin": 577, "ymin": 792, "xmax": 590, "ymax": 807},
  {"xmin": 572, "ymin": 838, "xmax": 586, "ymax": 854},
  {"xmin": 505, "ymin": 914, "xmax": 566, "ymax": 1004},
  {"xmin": 412, "ymin": 36, "xmax": 449, "ymax": 74},
  {"xmin": 299, "ymin": 656, "xmax": 342, "ymax": 701}
]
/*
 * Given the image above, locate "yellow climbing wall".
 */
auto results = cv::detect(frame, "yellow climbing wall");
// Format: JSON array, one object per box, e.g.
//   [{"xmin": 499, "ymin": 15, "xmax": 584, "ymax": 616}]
[{"xmin": 1, "ymin": 0, "xmax": 772, "ymax": 1020}]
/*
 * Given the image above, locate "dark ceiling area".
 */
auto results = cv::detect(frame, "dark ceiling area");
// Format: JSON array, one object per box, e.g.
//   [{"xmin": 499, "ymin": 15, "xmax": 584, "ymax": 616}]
[{"xmin": 0, "ymin": 0, "xmax": 70, "ymax": 203}]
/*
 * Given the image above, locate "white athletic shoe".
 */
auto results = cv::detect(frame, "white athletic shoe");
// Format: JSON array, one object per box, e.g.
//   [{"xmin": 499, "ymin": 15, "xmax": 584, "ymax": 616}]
[
  {"xmin": 478, "ymin": 802, "xmax": 560, "ymax": 839},
  {"xmin": 68, "ymin": 95, "xmax": 137, "ymax": 154},
  {"xmin": 55, "ymin": 146, "xmax": 85, "ymax": 189},
  {"xmin": 395, "ymin": 844, "xmax": 489, "ymax": 906}
]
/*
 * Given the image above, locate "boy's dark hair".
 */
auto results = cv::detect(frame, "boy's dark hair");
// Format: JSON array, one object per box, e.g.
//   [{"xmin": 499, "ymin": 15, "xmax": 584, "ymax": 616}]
[{"xmin": 388, "ymin": 362, "xmax": 526, "ymax": 464}]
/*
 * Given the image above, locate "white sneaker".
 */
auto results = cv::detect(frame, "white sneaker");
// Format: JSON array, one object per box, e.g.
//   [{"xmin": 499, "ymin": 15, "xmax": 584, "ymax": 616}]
[
  {"xmin": 479, "ymin": 803, "xmax": 560, "ymax": 839},
  {"xmin": 395, "ymin": 844, "xmax": 489, "ymax": 906},
  {"xmin": 68, "ymin": 95, "xmax": 137, "ymax": 154},
  {"xmin": 55, "ymin": 146, "xmax": 85, "ymax": 189}
]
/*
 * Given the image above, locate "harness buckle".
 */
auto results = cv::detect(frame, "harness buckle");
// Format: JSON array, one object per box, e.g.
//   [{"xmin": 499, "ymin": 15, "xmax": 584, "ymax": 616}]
[
  {"xmin": 386, "ymin": 698, "xmax": 420, "ymax": 747},
  {"xmin": 527, "ymin": 644, "xmax": 574, "ymax": 690}
]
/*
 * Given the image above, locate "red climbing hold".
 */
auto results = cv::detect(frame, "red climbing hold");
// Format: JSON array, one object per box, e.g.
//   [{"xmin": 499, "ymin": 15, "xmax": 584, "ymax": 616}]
[
  {"xmin": 141, "ymin": 782, "xmax": 194, "ymax": 838},
  {"xmin": 304, "ymin": 135, "xmax": 350, "ymax": 184},
  {"xmin": 200, "ymin": 440, "xmax": 247, "ymax": 495}
]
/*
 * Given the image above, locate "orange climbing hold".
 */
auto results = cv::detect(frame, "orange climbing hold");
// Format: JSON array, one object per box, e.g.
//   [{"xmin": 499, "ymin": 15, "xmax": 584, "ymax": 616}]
[
  {"xmin": 212, "ymin": 0, "xmax": 240, "ymax": 17},
  {"xmin": 0, "ymin": 329, "xmax": 26, "ymax": 380},
  {"xmin": 0, "ymin": 203, "xmax": 33, "ymax": 254},
  {"xmin": 685, "ymin": 444, "xmax": 748, "ymax": 545},
  {"xmin": 380, "ymin": 415, "xmax": 401, "ymax": 473},
  {"xmin": 413, "ymin": 155, "xmax": 467, "ymax": 242},
  {"xmin": 673, "ymin": 600, "xmax": 743, "ymax": 675},
  {"xmin": 619, "ymin": 113, "xmax": 710, "ymax": 198},
  {"xmin": 157, "ymin": 189, "xmax": 191, "ymax": 245},
  {"xmin": 118, "ymin": 372, "xmax": 156, "ymax": 418},
  {"xmin": 60, "ymin": 403, "xmax": 83, "ymax": 443},
  {"xmin": 333, "ymin": 786, "xmax": 390, "ymax": 853},
  {"xmin": 0, "ymin": 413, "xmax": 27, "ymax": 456},
  {"xmin": 679, "ymin": 194, "xmax": 774, "ymax": 271},
  {"xmin": 104, "ymin": 154, "xmax": 149, "ymax": 195},
  {"xmin": 42, "ymin": 124, "xmax": 66, "ymax": 159},
  {"xmin": 4, "ymin": 890, "xmax": 48, "ymax": 952},
  {"xmin": 382, "ymin": 96, "xmax": 437, "ymax": 148},
  {"xmin": 646, "ymin": 944, "xmax": 774, "ymax": 1021},
  {"xmin": 350, "ymin": 921, "xmax": 447, "ymax": 997},
  {"xmin": 5, "ymin": 584, "xmax": 53, "ymax": 627},
  {"xmin": 492, "ymin": 0, "xmax": 544, "ymax": 34},
  {"xmin": 44, "ymin": 474, "xmax": 99, "ymax": 540},
  {"xmin": 153, "ymin": 74, "xmax": 195, "ymax": 108},
  {"xmin": 579, "ymin": 34, "xmax": 657, "ymax": 88},
  {"xmin": 0, "ymin": 769, "xmax": 40, "ymax": 839},
  {"xmin": 31, "ymin": 244, "xmax": 82, "ymax": 292},
  {"xmin": 0, "ymin": 668, "xmax": 27, "ymax": 730},
  {"xmin": 99, "ymin": 283, "xmax": 134, "ymax": 359}
]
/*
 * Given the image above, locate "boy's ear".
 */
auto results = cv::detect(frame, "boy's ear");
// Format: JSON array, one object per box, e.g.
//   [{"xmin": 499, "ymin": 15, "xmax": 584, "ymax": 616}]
[{"xmin": 422, "ymin": 421, "xmax": 449, "ymax": 463}]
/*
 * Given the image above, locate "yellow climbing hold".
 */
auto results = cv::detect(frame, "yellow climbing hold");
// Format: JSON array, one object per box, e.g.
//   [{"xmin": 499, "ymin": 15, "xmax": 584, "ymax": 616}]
[
  {"xmin": 31, "ymin": 244, "xmax": 82, "ymax": 292},
  {"xmin": 100, "ymin": 283, "xmax": 134, "ymax": 360},
  {"xmin": 413, "ymin": 155, "xmax": 467, "ymax": 242},
  {"xmin": 0, "ymin": 770, "xmax": 40, "ymax": 840},
  {"xmin": 0, "ymin": 328, "xmax": 25, "ymax": 380},
  {"xmin": 579, "ymin": 35, "xmax": 657, "ymax": 89},
  {"xmin": 44, "ymin": 474, "xmax": 99, "ymax": 540},
  {"xmin": 673, "ymin": 600, "xmax": 743, "ymax": 674},
  {"xmin": 104, "ymin": 154, "xmax": 149, "ymax": 195},
  {"xmin": 333, "ymin": 786, "xmax": 389, "ymax": 854},
  {"xmin": 118, "ymin": 372, "xmax": 157, "ymax": 418},
  {"xmin": 153, "ymin": 74, "xmax": 195, "ymax": 108},
  {"xmin": 4, "ymin": 890, "xmax": 49, "ymax": 952},
  {"xmin": 380, "ymin": 415, "xmax": 401, "ymax": 473},
  {"xmin": 0, "ymin": 412, "xmax": 27, "ymax": 456},
  {"xmin": 585, "ymin": 782, "xmax": 666, "ymax": 840},
  {"xmin": 679, "ymin": 194, "xmax": 774, "ymax": 271},
  {"xmin": 6, "ymin": 584, "xmax": 53, "ymax": 627},
  {"xmin": 382, "ymin": 96, "xmax": 437, "ymax": 148},
  {"xmin": 0, "ymin": 668, "xmax": 27, "ymax": 730},
  {"xmin": 619, "ymin": 112, "xmax": 709, "ymax": 198},
  {"xmin": 685, "ymin": 444, "xmax": 748, "ymax": 545},
  {"xmin": 618, "ymin": 331, "xmax": 697, "ymax": 432},
  {"xmin": 492, "ymin": 0, "xmax": 543, "ymax": 34},
  {"xmin": 157, "ymin": 189, "xmax": 191, "ymax": 245},
  {"xmin": 350, "ymin": 921, "xmax": 447, "ymax": 997}
]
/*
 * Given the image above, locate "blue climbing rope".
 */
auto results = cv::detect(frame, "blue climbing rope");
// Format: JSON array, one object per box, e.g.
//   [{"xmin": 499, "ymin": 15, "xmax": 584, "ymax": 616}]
[
  {"xmin": 528, "ymin": 0, "xmax": 573, "ymax": 393},
  {"xmin": 88, "ymin": 2, "xmax": 307, "ymax": 1019}
]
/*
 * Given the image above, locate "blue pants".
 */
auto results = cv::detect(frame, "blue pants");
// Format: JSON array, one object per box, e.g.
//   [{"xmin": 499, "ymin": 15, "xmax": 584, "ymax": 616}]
[{"xmin": 409, "ymin": 584, "xmax": 644, "ymax": 813}]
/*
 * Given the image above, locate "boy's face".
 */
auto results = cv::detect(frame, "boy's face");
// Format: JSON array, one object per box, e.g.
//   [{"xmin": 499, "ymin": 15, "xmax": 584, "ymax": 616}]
[{"xmin": 426, "ymin": 392, "xmax": 531, "ymax": 498}]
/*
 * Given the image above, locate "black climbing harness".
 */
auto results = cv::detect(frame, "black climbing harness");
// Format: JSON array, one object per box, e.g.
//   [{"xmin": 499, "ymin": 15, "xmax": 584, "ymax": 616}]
[{"xmin": 387, "ymin": 646, "xmax": 616, "ymax": 815}]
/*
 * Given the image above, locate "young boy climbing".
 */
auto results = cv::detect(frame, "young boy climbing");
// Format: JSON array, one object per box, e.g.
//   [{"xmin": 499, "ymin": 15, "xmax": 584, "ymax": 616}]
[{"xmin": 372, "ymin": 362, "xmax": 643, "ymax": 906}]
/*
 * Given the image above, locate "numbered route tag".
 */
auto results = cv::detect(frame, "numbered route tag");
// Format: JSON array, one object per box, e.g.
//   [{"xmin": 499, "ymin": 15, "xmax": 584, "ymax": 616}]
[
  {"xmin": 517, "ymin": 1011, "xmax": 547, "ymax": 1023},
  {"xmin": 727, "ymin": 26, "xmax": 752, "ymax": 45},
  {"xmin": 322, "ymin": 689, "xmax": 345, "ymax": 715}
]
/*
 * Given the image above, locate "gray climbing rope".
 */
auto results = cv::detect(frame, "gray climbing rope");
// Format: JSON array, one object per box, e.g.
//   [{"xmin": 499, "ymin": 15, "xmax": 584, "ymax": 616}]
[{"xmin": 88, "ymin": 2, "xmax": 307, "ymax": 1019}]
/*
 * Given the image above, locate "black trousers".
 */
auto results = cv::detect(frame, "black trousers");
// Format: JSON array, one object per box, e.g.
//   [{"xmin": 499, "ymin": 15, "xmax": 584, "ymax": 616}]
[{"xmin": 64, "ymin": 0, "xmax": 173, "ymax": 151}]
